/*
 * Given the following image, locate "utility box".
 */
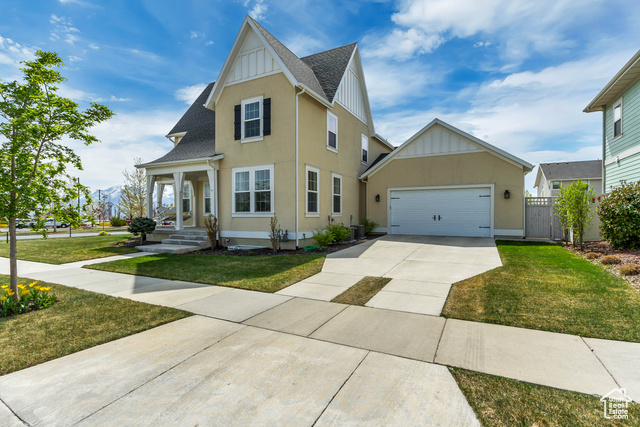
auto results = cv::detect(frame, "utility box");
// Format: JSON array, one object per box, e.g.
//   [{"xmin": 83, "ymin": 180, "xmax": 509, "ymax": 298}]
[{"xmin": 351, "ymin": 225, "xmax": 364, "ymax": 240}]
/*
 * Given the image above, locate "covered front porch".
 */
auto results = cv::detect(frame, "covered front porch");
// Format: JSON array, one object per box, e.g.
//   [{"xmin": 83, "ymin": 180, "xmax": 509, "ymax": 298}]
[{"xmin": 142, "ymin": 157, "xmax": 222, "ymax": 232}]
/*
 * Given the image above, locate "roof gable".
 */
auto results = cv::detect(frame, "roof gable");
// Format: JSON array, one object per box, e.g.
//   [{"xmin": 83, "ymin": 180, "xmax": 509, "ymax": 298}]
[
  {"xmin": 361, "ymin": 118, "xmax": 533, "ymax": 179},
  {"xmin": 301, "ymin": 43, "xmax": 356, "ymax": 102},
  {"xmin": 331, "ymin": 47, "xmax": 374, "ymax": 130},
  {"xmin": 585, "ymin": 50, "xmax": 640, "ymax": 112}
]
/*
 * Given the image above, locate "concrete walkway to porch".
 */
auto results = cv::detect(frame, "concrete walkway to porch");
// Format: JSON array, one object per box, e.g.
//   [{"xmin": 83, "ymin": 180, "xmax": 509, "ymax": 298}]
[{"xmin": 277, "ymin": 235, "xmax": 502, "ymax": 316}]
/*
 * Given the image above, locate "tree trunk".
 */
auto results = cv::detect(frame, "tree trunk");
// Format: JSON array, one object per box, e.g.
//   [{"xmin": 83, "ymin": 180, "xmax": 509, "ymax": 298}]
[{"xmin": 8, "ymin": 217, "xmax": 18, "ymax": 301}]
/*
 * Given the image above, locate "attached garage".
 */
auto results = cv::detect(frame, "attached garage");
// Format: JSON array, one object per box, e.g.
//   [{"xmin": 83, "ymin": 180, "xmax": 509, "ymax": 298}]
[{"xmin": 361, "ymin": 119, "xmax": 533, "ymax": 238}]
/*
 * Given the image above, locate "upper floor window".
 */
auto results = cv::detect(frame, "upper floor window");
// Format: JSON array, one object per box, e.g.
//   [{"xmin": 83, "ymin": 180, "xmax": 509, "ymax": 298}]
[
  {"xmin": 327, "ymin": 111, "xmax": 338, "ymax": 151},
  {"xmin": 361, "ymin": 134, "xmax": 369, "ymax": 164},
  {"xmin": 613, "ymin": 98, "xmax": 622, "ymax": 138},
  {"xmin": 242, "ymin": 96, "xmax": 262, "ymax": 139},
  {"xmin": 232, "ymin": 165, "xmax": 274, "ymax": 215},
  {"xmin": 552, "ymin": 181, "xmax": 561, "ymax": 190}
]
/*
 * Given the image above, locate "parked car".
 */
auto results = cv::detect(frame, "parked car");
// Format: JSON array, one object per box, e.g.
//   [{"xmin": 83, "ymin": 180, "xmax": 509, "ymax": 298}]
[{"xmin": 44, "ymin": 219, "xmax": 69, "ymax": 228}]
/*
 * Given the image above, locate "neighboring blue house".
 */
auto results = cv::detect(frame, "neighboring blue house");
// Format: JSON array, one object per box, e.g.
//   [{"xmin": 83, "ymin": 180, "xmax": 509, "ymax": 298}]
[{"xmin": 584, "ymin": 50, "xmax": 640, "ymax": 193}]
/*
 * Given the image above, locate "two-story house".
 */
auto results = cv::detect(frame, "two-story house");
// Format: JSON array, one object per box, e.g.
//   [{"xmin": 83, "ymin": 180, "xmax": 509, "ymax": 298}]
[
  {"xmin": 584, "ymin": 50, "xmax": 640, "ymax": 192},
  {"xmin": 533, "ymin": 160, "xmax": 603, "ymax": 197},
  {"xmin": 141, "ymin": 16, "xmax": 533, "ymax": 249}
]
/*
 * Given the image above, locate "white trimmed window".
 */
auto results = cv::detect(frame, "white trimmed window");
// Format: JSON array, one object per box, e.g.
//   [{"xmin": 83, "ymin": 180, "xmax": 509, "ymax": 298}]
[
  {"xmin": 306, "ymin": 166, "xmax": 319, "ymax": 216},
  {"xmin": 327, "ymin": 111, "xmax": 338, "ymax": 151},
  {"xmin": 552, "ymin": 181, "xmax": 561, "ymax": 190},
  {"xmin": 232, "ymin": 165, "xmax": 274, "ymax": 215},
  {"xmin": 242, "ymin": 96, "xmax": 263, "ymax": 140},
  {"xmin": 361, "ymin": 133, "xmax": 369, "ymax": 164},
  {"xmin": 182, "ymin": 182, "xmax": 191, "ymax": 213},
  {"xmin": 332, "ymin": 173, "xmax": 342, "ymax": 215},
  {"xmin": 613, "ymin": 98, "xmax": 622, "ymax": 138},
  {"xmin": 204, "ymin": 183, "xmax": 211, "ymax": 214}
]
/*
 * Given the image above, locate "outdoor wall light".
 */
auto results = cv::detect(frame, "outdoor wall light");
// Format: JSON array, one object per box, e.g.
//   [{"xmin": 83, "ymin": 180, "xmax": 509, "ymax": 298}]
[
  {"xmin": 504, "ymin": 190, "xmax": 510, "ymax": 199},
  {"xmin": 375, "ymin": 194, "xmax": 380, "ymax": 202}
]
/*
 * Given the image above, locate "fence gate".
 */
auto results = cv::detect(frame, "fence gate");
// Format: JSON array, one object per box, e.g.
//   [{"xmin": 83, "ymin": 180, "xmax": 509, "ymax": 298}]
[{"xmin": 525, "ymin": 197, "xmax": 564, "ymax": 239}]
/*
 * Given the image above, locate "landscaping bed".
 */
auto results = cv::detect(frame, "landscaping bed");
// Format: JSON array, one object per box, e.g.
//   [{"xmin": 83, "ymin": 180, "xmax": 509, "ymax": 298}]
[
  {"xmin": 0, "ymin": 275, "xmax": 190, "ymax": 376},
  {"xmin": 442, "ymin": 240, "xmax": 640, "ymax": 342},
  {"xmin": 566, "ymin": 241, "xmax": 640, "ymax": 291}
]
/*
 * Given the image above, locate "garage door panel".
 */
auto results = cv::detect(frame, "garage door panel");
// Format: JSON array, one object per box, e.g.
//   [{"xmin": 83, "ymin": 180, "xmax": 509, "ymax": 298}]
[{"xmin": 390, "ymin": 188, "xmax": 491, "ymax": 237}]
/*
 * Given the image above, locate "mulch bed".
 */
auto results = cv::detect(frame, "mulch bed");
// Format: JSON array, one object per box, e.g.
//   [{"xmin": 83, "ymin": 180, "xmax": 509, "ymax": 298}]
[
  {"xmin": 566, "ymin": 241, "xmax": 640, "ymax": 291},
  {"xmin": 190, "ymin": 234, "xmax": 384, "ymax": 257}
]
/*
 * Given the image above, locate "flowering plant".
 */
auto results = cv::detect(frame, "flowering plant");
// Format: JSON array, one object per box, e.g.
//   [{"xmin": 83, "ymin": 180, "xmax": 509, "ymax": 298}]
[{"xmin": 0, "ymin": 281, "xmax": 57, "ymax": 317}]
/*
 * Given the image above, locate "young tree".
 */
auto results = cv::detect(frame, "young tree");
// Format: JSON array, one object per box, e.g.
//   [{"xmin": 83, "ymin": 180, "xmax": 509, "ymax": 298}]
[
  {"xmin": 554, "ymin": 180, "xmax": 595, "ymax": 250},
  {"xmin": 119, "ymin": 157, "xmax": 147, "ymax": 220},
  {"xmin": 0, "ymin": 51, "xmax": 113, "ymax": 300}
]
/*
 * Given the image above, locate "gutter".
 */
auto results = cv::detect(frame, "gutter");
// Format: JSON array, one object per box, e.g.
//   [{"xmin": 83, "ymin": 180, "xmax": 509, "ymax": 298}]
[
  {"xmin": 297, "ymin": 83, "xmax": 331, "ymax": 108},
  {"xmin": 295, "ymin": 87, "xmax": 307, "ymax": 247},
  {"xmin": 137, "ymin": 154, "xmax": 225, "ymax": 169}
]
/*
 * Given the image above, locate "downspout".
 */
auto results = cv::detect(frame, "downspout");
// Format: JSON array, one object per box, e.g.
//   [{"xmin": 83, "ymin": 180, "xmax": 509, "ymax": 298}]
[
  {"xmin": 295, "ymin": 88, "xmax": 306, "ymax": 247},
  {"xmin": 602, "ymin": 106, "xmax": 606, "ymax": 193}
]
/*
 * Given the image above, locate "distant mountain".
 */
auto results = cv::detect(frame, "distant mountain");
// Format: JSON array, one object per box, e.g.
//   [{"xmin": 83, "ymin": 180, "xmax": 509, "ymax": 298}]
[{"xmin": 79, "ymin": 185, "xmax": 175, "ymax": 216}]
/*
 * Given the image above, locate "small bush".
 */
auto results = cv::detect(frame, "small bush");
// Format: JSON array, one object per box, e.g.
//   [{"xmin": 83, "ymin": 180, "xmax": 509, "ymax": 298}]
[
  {"xmin": 326, "ymin": 223, "xmax": 350, "ymax": 242},
  {"xmin": 98, "ymin": 231, "xmax": 111, "ymax": 236},
  {"xmin": 585, "ymin": 252, "xmax": 600, "ymax": 260},
  {"xmin": 360, "ymin": 217, "xmax": 379, "ymax": 235},
  {"xmin": 128, "ymin": 217, "xmax": 156, "ymax": 242},
  {"xmin": 312, "ymin": 229, "xmax": 334, "ymax": 247},
  {"xmin": 601, "ymin": 255, "xmax": 623, "ymax": 265},
  {"xmin": 598, "ymin": 182, "xmax": 640, "ymax": 249},
  {"xmin": 110, "ymin": 217, "xmax": 127, "ymax": 227},
  {"xmin": 620, "ymin": 263, "xmax": 640, "ymax": 276}
]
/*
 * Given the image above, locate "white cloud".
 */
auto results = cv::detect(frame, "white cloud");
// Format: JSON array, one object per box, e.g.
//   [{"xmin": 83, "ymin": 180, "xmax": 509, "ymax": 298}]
[
  {"xmin": 50, "ymin": 14, "xmax": 81, "ymax": 46},
  {"xmin": 283, "ymin": 34, "xmax": 325, "ymax": 57},
  {"xmin": 362, "ymin": 28, "xmax": 444, "ymax": 60},
  {"xmin": 205, "ymin": 40, "xmax": 214, "ymax": 46},
  {"xmin": 88, "ymin": 43, "xmax": 100, "ymax": 50},
  {"xmin": 58, "ymin": 85, "xmax": 130, "ymax": 103},
  {"xmin": 0, "ymin": 35, "xmax": 37, "ymax": 69},
  {"xmin": 248, "ymin": 0, "xmax": 268, "ymax": 21},
  {"xmin": 175, "ymin": 83, "xmax": 207, "ymax": 105},
  {"xmin": 364, "ymin": 59, "xmax": 439, "ymax": 108},
  {"xmin": 190, "ymin": 31, "xmax": 205, "ymax": 39}
]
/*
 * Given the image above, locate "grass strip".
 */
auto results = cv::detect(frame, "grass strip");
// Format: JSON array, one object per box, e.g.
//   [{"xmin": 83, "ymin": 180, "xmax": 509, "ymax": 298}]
[
  {"xmin": 331, "ymin": 276, "xmax": 391, "ymax": 305},
  {"xmin": 86, "ymin": 253, "xmax": 325, "ymax": 293},
  {"xmin": 451, "ymin": 367, "xmax": 638, "ymax": 426},
  {"xmin": 0, "ymin": 235, "xmax": 136, "ymax": 264},
  {"xmin": 0, "ymin": 275, "xmax": 191, "ymax": 376},
  {"xmin": 442, "ymin": 240, "xmax": 640, "ymax": 342}
]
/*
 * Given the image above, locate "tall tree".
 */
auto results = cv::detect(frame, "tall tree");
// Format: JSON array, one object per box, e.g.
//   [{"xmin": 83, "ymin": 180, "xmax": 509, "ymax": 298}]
[
  {"xmin": 119, "ymin": 157, "xmax": 147, "ymax": 220},
  {"xmin": 0, "ymin": 51, "xmax": 113, "ymax": 300}
]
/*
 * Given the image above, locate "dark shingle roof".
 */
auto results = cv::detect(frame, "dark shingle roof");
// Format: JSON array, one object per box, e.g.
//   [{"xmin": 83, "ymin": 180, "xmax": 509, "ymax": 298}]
[
  {"xmin": 301, "ymin": 43, "xmax": 357, "ymax": 102},
  {"xmin": 365, "ymin": 153, "xmax": 390, "ymax": 173},
  {"xmin": 146, "ymin": 83, "xmax": 216, "ymax": 165},
  {"xmin": 540, "ymin": 160, "xmax": 602, "ymax": 180},
  {"xmin": 250, "ymin": 18, "xmax": 327, "ymax": 100}
]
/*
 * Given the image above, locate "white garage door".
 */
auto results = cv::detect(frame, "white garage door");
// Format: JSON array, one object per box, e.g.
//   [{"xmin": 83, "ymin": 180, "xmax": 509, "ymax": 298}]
[{"xmin": 390, "ymin": 187, "xmax": 492, "ymax": 237}]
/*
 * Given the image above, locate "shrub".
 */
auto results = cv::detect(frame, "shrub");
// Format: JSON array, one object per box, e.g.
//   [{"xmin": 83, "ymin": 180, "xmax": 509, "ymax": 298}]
[
  {"xmin": 360, "ymin": 217, "xmax": 379, "ymax": 235},
  {"xmin": 598, "ymin": 182, "xmax": 640, "ymax": 249},
  {"xmin": 128, "ymin": 216, "xmax": 156, "ymax": 243},
  {"xmin": 0, "ymin": 281, "xmax": 57, "ymax": 317},
  {"xmin": 326, "ymin": 223, "xmax": 350, "ymax": 242},
  {"xmin": 204, "ymin": 214, "xmax": 220, "ymax": 248},
  {"xmin": 110, "ymin": 217, "xmax": 127, "ymax": 227},
  {"xmin": 585, "ymin": 252, "xmax": 600, "ymax": 260},
  {"xmin": 312, "ymin": 229, "xmax": 334, "ymax": 247},
  {"xmin": 98, "ymin": 231, "xmax": 111, "ymax": 236},
  {"xmin": 601, "ymin": 255, "xmax": 622, "ymax": 265},
  {"xmin": 554, "ymin": 180, "xmax": 595, "ymax": 249},
  {"xmin": 620, "ymin": 263, "xmax": 640, "ymax": 276}
]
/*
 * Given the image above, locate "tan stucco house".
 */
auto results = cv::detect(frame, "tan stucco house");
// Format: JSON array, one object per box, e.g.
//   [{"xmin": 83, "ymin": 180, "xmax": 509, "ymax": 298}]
[{"xmin": 140, "ymin": 16, "xmax": 532, "ymax": 248}]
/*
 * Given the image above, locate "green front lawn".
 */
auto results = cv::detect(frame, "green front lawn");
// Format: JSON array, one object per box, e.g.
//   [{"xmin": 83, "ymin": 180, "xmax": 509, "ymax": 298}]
[
  {"xmin": 0, "ymin": 235, "xmax": 136, "ymax": 264},
  {"xmin": 86, "ymin": 253, "xmax": 325, "ymax": 293},
  {"xmin": 0, "ymin": 275, "xmax": 190, "ymax": 376},
  {"xmin": 452, "ymin": 368, "xmax": 638, "ymax": 426},
  {"xmin": 443, "ymin": 241, "xmax": 640, "ymax": 342},
  {"xmin": 331, "ymin": 276, "xmax": 391, "ymax": 305}
]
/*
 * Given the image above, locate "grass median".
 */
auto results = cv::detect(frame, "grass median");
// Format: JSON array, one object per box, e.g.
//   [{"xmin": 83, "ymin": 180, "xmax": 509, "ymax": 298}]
[
  {"xmin": 0, "ymin": 235, "xmax": 136, "ymax": 264},
  {"xmin": 443, "ymin": 240, "xmax": 640, "ymax": 342},
  {"xmin": 86, "ymin": 253, "xmax": 326, "ymax": 293},
  {"xmin": 0, "ymin": 275, "xmax": 190, "ymax": 376}
]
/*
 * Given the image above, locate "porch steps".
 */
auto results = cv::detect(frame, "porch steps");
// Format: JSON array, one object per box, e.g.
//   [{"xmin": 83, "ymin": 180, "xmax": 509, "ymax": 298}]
[{"xmin": 136, "ymin": 229, "xmax": 211, "ymax": 254}]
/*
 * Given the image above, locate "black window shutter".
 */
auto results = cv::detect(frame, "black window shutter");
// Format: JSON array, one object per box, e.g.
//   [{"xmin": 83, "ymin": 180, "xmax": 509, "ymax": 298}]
[
  {"xmin": 263, "ymin": 98, "xmax": 271, "ymax": 135},
  {"xmin": 234, "ymin": 104, "xmax": 241, "ymax": 140}
]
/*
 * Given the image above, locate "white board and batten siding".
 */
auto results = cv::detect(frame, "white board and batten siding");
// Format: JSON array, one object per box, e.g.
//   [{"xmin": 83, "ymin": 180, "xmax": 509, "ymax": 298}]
[
  {"xmin": 226, "ymin": 31, "xmax": 281, "ymax": 86},
  {"xmin": 389, "ymin": 187, "xmax": 493, "ymax": 237},
  {"xmin": 335, "ymin": 59, "xmax": 367, "ymax": 124},
  {"xmin": 397, "ymin": 125, "xmax": 484, "ymax": 159}
]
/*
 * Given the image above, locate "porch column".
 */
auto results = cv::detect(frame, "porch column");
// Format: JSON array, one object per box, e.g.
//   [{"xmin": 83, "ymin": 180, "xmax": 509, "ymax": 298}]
[
  {"xmin": 173, "ymin": 172, "xmax": 185, "ymax": 230},
  {"xmin": 145, "ymin": 174, "xmax": 156, "ymax": 218},
  {"xmin": 187, "ymin": 178, "xmax": 196, "ymax": 226},
  {"xmin": 206, "ymin": 167, "xmax": 218, "ymax": 219},
  {"xmin": 156, "ymin": 182, "xmax": 164, "ymax": 211}
]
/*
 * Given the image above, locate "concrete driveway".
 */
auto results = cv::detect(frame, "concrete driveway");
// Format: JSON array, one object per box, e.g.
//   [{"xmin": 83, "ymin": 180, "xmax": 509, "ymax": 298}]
[{"xmin": 278, "ymin": 235, "xmax": 502, "ymax": 315}]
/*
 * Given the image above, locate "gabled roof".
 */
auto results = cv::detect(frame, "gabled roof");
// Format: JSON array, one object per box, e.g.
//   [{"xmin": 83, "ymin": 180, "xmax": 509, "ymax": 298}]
[
  {"xmin": 142, "ymin": 83, "xmax": 216, "ymax": 166},
  {"xmin": 360, "ymin": 118, "xmax": 533, "ymax": 179},
  {"xmin": 301, "ymin": 43, "xmax": 357, "ymax": 102},
  {"xmin": 584, "ymin": 50, "xmax": 640, "ymax": 112},
  {"xmin": 534, "ymin": 160, "xmax": 602, "ymax": 187}
]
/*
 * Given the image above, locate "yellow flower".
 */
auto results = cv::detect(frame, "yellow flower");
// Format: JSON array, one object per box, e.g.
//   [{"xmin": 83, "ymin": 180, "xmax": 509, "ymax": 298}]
[
  {"xmin": 17, "ymin": 284, "xmax": 25, "ymax": 289},
  {"xmin": 1, "ymin": 285, "xmax": 8, "ymax": 289},
  {"xmin": 0, "ymin": 296, "xmax": 6, "ymax": 302},
  {"xmin": 7, "ymin": 291, "xmax": 15, "ymax": 296},
  {"xmin": 34, "ymin": 285, "xmax": 41, "ymax": 291},
  {"xmin": 21, "ymin": 290, "xmax": 30, "ymax": 296},
  {"xmin": 29, "ymin": 281, "xmax": 39, "ymax": 288}
]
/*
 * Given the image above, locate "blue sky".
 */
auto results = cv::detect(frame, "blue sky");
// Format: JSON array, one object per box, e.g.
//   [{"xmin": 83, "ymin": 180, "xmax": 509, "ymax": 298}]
[{"xmin": 1, "ymin": 0, "xmax": 640, "ymax": 193}]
